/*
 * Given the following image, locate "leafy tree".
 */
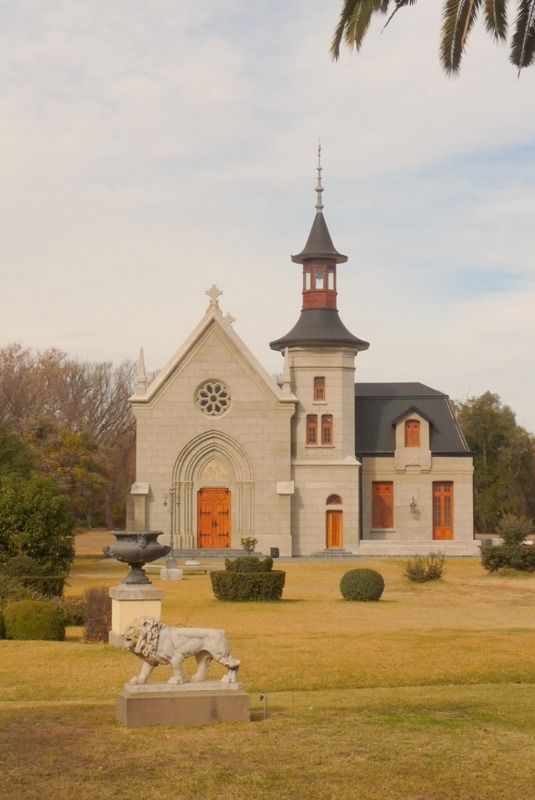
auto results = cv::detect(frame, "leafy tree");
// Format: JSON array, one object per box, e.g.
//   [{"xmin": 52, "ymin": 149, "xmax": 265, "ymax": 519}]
[
  {"xmin": 0, "ymin": 473, "xmax": 74, "ymax": 595},
  {"xmin": 331, "ymin": 1, "xmax": 535, "ymax": 75},
  {"xmin": 26, "ymin": 421, "xmax": 108, "ymax": 525},
  {"xmin": 456, "ymin": 392, "xmax": 535, "ymax": 532},
  {"xmin": 0, "ymin": 424, "xmax": 33, "ymax": 478}
]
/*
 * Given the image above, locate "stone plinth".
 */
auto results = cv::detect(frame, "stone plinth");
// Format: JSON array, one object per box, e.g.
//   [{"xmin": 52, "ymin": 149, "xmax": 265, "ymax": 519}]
[
  {"xmin": 116, "ymin": 682, "xmax": 250, "ymax": 727},
  {"xmin": 108, "ymin": 585, "xmax": 163, "ymax": 647},
  {"xmin": 160, "ymin": 567, "xmax": 183, "ymax": 581}
]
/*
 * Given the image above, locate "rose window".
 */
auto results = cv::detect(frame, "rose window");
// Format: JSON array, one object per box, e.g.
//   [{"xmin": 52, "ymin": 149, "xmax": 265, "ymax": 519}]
[{"xmin": 196, "ymin": 381, "xmax": 230, "ymax": 416}]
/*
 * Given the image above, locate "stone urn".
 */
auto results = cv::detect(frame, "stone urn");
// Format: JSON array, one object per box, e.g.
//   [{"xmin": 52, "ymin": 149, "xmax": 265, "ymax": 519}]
[{"xmin": 103, "ymin": 531, "xmax": 171, "ymax": 585}]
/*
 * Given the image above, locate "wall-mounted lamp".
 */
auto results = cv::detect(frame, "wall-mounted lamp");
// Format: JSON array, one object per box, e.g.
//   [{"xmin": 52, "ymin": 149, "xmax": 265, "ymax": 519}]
[{"xmin": 410, "ymin": 497, "xmax": 418, "ymax": 514}]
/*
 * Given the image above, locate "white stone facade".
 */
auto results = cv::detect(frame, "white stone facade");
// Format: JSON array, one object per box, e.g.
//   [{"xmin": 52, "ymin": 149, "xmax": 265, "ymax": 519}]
[{"xmin": 128, "ymin": 293, "xmax": 475, "ymax": 557}]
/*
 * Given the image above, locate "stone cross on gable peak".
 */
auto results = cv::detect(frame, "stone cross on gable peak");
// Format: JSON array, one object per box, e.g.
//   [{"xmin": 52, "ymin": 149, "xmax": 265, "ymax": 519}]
[{"xmin": 206, "ymin": 284, "xmax": 223, "ymax": 308}]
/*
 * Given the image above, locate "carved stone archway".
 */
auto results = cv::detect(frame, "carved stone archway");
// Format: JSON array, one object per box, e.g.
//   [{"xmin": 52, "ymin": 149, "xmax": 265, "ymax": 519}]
[{"xmin": 170, "ymin": 430, "xmax": 254, "ymax": 550}]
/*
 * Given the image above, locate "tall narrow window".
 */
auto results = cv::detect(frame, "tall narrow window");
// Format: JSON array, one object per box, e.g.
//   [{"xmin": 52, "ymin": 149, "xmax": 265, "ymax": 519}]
[
  {"xmin": 327, "ymin": 269, "xmax": 335, "ymax": 290},
  {"xmin": 372, "ymin": 482, "xmax": 394, "ymax": 529},
  {"xmin": 322, "ymin": 414, "xmax": 333, "ymax": 445},
  {"xmin": 405, "ymin": 419, "xmax": 420, "ymax": 447},
  {"xmin": 304, "ymin": 270, "xmax": 311, "ymax": 290},
  {"xmin": 306, "ymin": 414, "xmax": 318, "ymax": 445},
  {"xmin": 433, "ymin": 482, "xmax": 454, "ymax": 540},
  {"xmin": 314, "ymin": 269, "xmax": 324, "ymax": 289},
  {"xmin": 314, "ymin": 376, "xmax": 326, "ymax": 401}
]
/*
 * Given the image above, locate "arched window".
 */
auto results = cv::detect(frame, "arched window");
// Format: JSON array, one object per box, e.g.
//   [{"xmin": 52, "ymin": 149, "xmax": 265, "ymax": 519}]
[
  {"xmin": 322, "ymin": 414, "xmax": 333, "ymax": 445},
  {"xmin": 326, "ymin": 494, "xmax": 342, "ymax": 505},
  {"xmin": 405, "ymin": 419, "xmax": 420, "ymax": 447},
  {"xmin": 306, "ymin": 414, "xmax": 318, "ymax": 445},
  {"xmin": 314, "ymin": 376, "xmax": 326, "ymax": 401}
]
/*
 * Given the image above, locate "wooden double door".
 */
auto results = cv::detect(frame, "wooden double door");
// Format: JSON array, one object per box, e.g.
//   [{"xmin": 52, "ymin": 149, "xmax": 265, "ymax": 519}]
[
  {"xmin": 326, "ymin": 510, "xmax": 343, "ymax": 549},
  {"xmin": 433, "ymin": 482, "xmax": 454, "ymax": 540},
  {"xmin": 197, "ymin": 488, "xmax": 231, "ymax": 549}
]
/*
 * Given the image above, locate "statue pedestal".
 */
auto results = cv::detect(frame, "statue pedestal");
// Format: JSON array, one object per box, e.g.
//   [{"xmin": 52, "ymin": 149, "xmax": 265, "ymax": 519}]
[
  {"xmin": 108, "ymin": 585, "xmax": 163, "ymax": 647},
  {"xmin": 115, "ymin": 682, "xmax": 250, "ymax": 727}
]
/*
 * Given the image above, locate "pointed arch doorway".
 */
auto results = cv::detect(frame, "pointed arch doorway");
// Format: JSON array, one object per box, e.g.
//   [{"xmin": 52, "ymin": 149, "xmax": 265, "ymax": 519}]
[{"xmin": 197, "ymin": 488, "xmax": 231, "ymax": 549}]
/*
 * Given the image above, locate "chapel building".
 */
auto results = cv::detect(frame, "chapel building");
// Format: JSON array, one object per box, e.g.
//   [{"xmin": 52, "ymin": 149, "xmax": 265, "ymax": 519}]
[{"xmin": 128, "ymin": 154, "xmax": 476, "ymax": 557}]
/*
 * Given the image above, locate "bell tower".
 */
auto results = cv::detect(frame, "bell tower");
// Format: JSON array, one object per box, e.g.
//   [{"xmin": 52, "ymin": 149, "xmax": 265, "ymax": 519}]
[{"xmin": 270, "ymin": 146, "xmax": 369, "ymax": 555}]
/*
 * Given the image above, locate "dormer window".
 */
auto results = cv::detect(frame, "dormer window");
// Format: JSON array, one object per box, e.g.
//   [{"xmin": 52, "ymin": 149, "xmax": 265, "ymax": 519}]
[
  {"xmin": 405, "ymin": 419, "xmax": 420, "ymax": 447},
  {"xmin": 314, "ymin": 376, "xmax": 326, "ymax": 401}
]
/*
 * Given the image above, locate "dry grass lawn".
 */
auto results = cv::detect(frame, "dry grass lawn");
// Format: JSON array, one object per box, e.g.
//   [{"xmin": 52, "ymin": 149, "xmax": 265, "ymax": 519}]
[{"xmin": 2, "ymin": 537, "xmax": 535, "ymax": 799}]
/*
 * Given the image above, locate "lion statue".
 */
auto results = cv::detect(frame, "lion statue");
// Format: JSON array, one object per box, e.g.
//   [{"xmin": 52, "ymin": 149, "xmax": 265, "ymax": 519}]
[{"xmin": 122, "ymin": 616, "xmax": 240, "ymax": 686}]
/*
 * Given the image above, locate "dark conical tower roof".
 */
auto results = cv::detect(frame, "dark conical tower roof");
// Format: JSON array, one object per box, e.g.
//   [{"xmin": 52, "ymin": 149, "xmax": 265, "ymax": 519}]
[{"xmin": 291, "ymin": 211, "xmax": 347, "ymax": 264}]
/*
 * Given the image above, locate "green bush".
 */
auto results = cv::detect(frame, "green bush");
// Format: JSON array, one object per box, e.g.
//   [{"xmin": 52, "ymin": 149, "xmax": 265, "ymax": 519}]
[
  {"xmin": 224, "ymin": 556, "xmax": 273, "ymax": 573},
  {"xmin": 404, "ymin": 552, "xmax": 446, "ymax": 583},
  {"xmin": 240, "ymin": 536, "xmax": 258, "ymax": 553},
  {"xmin": 0, "ymin": 473, "xmax": 74, "ymax": 596},
  {"xmin": 0, "ymin": 572, "xmax": 40, "ymax": 609},
  {"xmin": 211, "ymin": 570, "xmax": 286, "ymax": 601},
  {"xmin": 3, "ymin": 599, "xmax": 65, "ymax": 640},
  {"xmin": 481, "ymin": 541, "xmax": 535, "ymax": 573},
  {"xmin": 496, "ymin": 514, "xmax": 533, "ymax": 546},
  {"xmin": 340, "ymin": 568, "xmax": 384, "ymax": 601},
  {"xmin": 84, "ymin": 586, "xmax": 111, "ymax": 642}
]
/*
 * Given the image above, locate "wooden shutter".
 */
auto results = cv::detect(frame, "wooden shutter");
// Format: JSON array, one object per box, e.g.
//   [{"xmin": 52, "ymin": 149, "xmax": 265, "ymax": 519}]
[
  {"xmin": 372, "ymin": 482, "xmax": 394, "ymax": 529},
  {"xmin": 306, "ymin": 414, "xmax": 318, "ymax": 445},
  {"xmin": 321, "ymin": 414, "xmax": 333, "ymax": 445},
  {"xmin": 314, "ymin": 376, "xmax": 325, "ymax": 401},
  {"xmin": 405, "ymin": 419, "xmax": 420, "ymax": 447}
]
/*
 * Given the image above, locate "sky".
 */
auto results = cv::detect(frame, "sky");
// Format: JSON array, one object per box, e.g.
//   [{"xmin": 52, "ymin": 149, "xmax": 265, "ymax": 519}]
[{"xmin": 1, "ymin": 1, "xmax": 535, "ymax": 431}]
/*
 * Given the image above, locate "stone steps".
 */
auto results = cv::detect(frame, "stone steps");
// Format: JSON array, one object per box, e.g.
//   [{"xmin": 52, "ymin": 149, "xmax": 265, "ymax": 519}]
[{"xmin": 171, "ymin": 549, "xmax": 264, "ymax": 560}]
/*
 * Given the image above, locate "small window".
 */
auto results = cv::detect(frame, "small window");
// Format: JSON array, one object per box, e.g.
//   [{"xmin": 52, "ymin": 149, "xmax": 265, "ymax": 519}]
[
  {"xmin": 304, "ymin": 270, "xmax": 311, "ymax": 290},
  {"xmin": 405, "ymin": 419, "xmax": 420, "ymax": 447},
  {"xmin": 306, "ymin": 414, "xmax": 318, "ymax": 445},
  {"xmin": 314, "ymin": 269, "xmax": 324, "ymax": 290},
  {"xmin": 326, "ymin": 494, "xmax": 342, "ymax": 505},
  {"xmin": 321, "ymin": 414, "xmax": 333, "ymax": 445},
  {"xmin": 372, "ymin": 482, "xmax": 394, "ymax": 529},
  {"xmin": 327, "ymin": 269, "xmax": 335, "ymax": 290},
  {"xmin": 314, "ymin": 376, "xmax": 325, "ymax": 401}
]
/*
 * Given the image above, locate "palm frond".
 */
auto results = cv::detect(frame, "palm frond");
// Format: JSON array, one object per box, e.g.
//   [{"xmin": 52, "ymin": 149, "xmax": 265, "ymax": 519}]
[
  {"xmin": 384, "ymin": 0, "xmax": 418, "ymax": 29},
  {"xmin": 510, "ymin": 0, "xmax": 535, "ymax": 74},
  {"xmin": 441, "ymin": 0, "xmax": 483, "ymax": 73},
  {"xmin": 330, "ymin": 0, "xmax": 388, "ymax": 59},
  {"xmin": 484, "ymin": 0, "xmax": 507, "ymax": 40}
]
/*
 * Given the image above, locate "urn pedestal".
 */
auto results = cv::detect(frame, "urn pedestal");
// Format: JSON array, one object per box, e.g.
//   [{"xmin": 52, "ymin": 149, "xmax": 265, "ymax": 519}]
[{"xmin": 105, "ymin": 530, "xmax": 170, "ymax": 647}]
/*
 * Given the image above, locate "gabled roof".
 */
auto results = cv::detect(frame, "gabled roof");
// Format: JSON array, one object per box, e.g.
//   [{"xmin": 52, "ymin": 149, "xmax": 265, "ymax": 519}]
[
  {"xmin": 355, "ymin": 382, "xmax": 469, "ymax": 455},
  {"xmin": 131, "ymin": 301, "xmax": 296, "ymax": 407}
]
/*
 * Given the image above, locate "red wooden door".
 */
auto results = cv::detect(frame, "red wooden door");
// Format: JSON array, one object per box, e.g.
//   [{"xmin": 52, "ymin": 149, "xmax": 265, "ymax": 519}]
[
  {"xmin": 326, "ymin": 510, "xmax": 343, "ymax": 549},
  {"xmin": 433, "ymin": 482, "xmax": 454, "ymax": 540},
  {"xmin": 197, "ymin": 488, "xmax": 231, "ymax": 549}
]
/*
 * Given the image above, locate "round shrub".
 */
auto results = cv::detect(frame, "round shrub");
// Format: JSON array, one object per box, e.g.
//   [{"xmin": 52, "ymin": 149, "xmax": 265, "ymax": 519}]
[
  {"xmin": 3, "ymin": 599, "xmax": 65, "ymax": 640},
  {"xmin": 340, "ymin": 568, "xmax": 384, "ymax": 601},
  {"xmin": 224, "ymin": 556, "xmax": 273, "ymax": 573},
  {"xmin": 211, "ymin": 570, "xmax": 286, "ymax": 601}
]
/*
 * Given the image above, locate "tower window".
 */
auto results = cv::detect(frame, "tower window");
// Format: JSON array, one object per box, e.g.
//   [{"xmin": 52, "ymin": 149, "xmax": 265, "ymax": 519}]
[
  {"xmin": 314, "ymin": 269, "xmax": 324, "ymax": 290},
  {"xmin": 314, "ymin": 376, "xmax": 325, "ymax": 401},
  {"xmin": 327, "ymin": 269, "xmax": 335, "ymax": 290},
  {"xmin": 405, "ymin": 419, "xmax": 420, "ymax": 447},
  {"xmin": 321, "ymin": 414, "xmax": 333, "ymax": 445},
  {"xmin": 372, "ymin": 482, "xmax": 394, "ymax": 529},
  {"xmin": 306, "ymin": 414, "xmax": 318, "ymax": 445},
  {"xmin": 304, "ymin": 270, "xmax": 312, "ymax": 290}
]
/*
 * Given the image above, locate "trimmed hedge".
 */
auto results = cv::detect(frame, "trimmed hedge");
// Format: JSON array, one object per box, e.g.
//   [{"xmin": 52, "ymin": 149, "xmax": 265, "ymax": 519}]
[
  {"xmin": 224, "ymin": 556, "xmax": 273, "ymax": 573},
  {"xmin": 211, "ymin": 570, "xmax": 286, "ymax": 601},
  {"xmin": 340, "ymin": 568, "xmax": 384, "ymax": 601},
  {"xmin": 3, "ymin": 599, "xmax": 65, "ymax": 640}
]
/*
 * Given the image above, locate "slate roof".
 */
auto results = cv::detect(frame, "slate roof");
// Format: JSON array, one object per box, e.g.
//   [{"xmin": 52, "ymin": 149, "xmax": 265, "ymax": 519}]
[
  {"xmin": 291, "ymin": 211, "xmax": 348, "ymax": 264},
  {"xmin": 355, "ymin": 382, "xmax": 470, "ymax": 456},
  {"xmin": 270, "ymin": 309, "xmax": 370, "ymax": 352}
]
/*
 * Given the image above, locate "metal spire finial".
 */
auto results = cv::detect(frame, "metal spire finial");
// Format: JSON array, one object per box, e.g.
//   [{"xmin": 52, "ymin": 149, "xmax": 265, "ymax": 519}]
[{"xmin": 315, "ymin": 140, "xmax": 324, "ymax": 212}]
